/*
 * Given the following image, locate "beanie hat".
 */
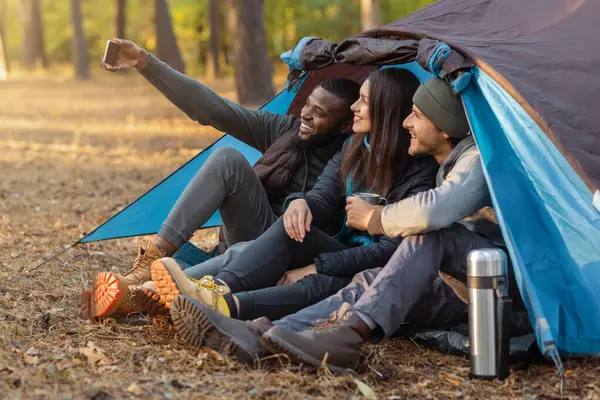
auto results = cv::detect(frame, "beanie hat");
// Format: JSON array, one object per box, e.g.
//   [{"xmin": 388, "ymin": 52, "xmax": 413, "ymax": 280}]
[{"xmin": 412, "ymin": 78, "xmax": 469, "ymax": 138}]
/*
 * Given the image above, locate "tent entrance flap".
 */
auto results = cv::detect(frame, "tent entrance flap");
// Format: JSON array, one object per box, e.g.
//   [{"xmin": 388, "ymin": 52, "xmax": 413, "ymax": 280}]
[{"xmin": 462, "ymin": 68, "xmax": 600, "ymax": 355}]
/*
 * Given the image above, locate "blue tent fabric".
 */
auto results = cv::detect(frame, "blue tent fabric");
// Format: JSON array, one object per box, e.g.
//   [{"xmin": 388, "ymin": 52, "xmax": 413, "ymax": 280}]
[
  {"xmin": 80, "ymin": 83, "xmax": 302, "ymax": 243},
  {"xmin": 462, "ymin": 69, "xmax": 600, "ymax": 355}
]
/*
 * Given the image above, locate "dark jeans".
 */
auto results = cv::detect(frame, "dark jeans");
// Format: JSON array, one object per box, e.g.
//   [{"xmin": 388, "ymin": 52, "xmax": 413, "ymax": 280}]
[{"xmin": 192, "ymin": 217, "xmax": 352, "ymax": 321}]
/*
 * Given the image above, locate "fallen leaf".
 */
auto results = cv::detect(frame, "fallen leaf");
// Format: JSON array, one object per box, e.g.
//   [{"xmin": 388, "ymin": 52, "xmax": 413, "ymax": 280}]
[
  {"xmin": 78, "ymin": 345, "xmax": 109, "ymax": 366},
  {"xmin": 196, "ymin": 352, "xmax": 208, "ymax": 368},
  {"xmin": 201, "ymin": 347, "xmax": 224, "ymax": 363},
  {"xmin": 127, "ymin": 382, "xmax": 145, "ymax": 396},
  {"xmin": 354, "ymin": 379, "xmax": 376, "ymax": 398},
  {"xmin": 24, "ymin": 347, "xmax": 40, "ymax": 365},
  {"xmin": 442, "ymin": 374, "xmax": 462, "ymax": 385}
]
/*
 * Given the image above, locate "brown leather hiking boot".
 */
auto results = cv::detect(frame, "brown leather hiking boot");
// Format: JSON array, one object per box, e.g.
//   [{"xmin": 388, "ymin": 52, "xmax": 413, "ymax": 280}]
[
  {"xmin": 261, "ymin": 303, "xmax": 370, "ymax": 374},
  {"xmin": 122, "ymin": 240, "xmax": 167, "ymax": 286},
  {"xmin": 135, "ymin": 287, "xmax": 171, "ymax": 321},
  {"xmin": 151, "ymin": 258, "xmax": 232, "ymax": 316},
  {"xmin": 81, "ymin": 272, "xmax": 163, "ymax": 319},
  {"xmin": 170, "ymin": 295, "xmax": 273, "ymax": 364}
]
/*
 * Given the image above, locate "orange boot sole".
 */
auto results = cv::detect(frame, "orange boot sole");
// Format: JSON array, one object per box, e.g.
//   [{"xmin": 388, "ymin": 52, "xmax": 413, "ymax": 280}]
[
  {"xmin": 82, "ymin": 272, "xmax": 128, "ymax": 319},
  {"xmin": 150, "ymin": 258, "xmax": 185, "ymax": 309}
]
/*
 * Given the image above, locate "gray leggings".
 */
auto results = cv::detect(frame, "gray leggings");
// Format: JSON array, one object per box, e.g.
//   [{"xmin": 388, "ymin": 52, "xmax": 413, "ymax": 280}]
[{"xmin": 159, "ymin": 146, "xmax": 278, "ymax": 249}]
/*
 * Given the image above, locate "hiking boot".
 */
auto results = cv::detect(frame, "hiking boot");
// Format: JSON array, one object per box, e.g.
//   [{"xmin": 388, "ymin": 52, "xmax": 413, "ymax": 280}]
[
  {"xmin": 261, "ymin": 303, "xmax": 370, "ymax": 374},
  {"xmin": 122, "ymin": 240, "xmax": 167, "ymax": 286},
  {"xmin": 170, "ymin": 295, "xmax": 272, "ymax": 364},
  {"xmin": 151, "ymin": 258, "xmax": 233, "ymax": 316},
  {"xmin": 134, "ymin": 287, "xmax": 171, "ymax": 321},
  {"xmin": 82, "ymin": 272, "xmax": 154, "ymax": 319}
]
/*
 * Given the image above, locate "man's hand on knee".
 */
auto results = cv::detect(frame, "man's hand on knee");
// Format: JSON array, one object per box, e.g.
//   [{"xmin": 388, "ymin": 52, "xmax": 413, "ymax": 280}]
[{"xmin": 283, "ymin": 199, "xmax": 312, "ymax": 242}]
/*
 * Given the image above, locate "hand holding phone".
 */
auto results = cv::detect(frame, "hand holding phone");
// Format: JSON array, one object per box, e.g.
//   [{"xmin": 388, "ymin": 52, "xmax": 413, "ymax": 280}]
[
  {"xmin": 103, "ymin": 40, "xmax": 121, "ymax": 67},
  {"xmin": 101, "ymin": 39, "xmax": 148, "ymax": 71}
]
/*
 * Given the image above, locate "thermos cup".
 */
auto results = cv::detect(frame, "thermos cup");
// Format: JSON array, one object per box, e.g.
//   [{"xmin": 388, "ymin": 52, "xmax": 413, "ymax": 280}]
[
  {"xmin": 351, "ymin": 192, "xmax": 387, "ymax": 205},
  {"xmin": 467, "ymin": 248, "xmax": 512, "ymax": 380}
]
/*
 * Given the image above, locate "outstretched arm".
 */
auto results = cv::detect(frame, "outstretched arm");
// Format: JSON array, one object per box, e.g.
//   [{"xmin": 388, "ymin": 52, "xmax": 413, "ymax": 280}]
[{"xmin": 102, "ymin": 39, "xmax": 295, "ymax": 152}]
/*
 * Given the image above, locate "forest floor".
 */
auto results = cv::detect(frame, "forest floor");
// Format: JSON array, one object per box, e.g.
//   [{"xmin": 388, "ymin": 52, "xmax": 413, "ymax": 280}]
[{"xmin": 1, "ymin": 71, "xmax": 599, "ymax": 400}]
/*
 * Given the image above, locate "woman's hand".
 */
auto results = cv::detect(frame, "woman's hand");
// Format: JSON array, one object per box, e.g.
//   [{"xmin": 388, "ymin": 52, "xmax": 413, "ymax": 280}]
[
  {"xmin": 283, "ymin": 199, "xmax": 312, "ymax": 242},
  {"xmin": 277, "ymin": 264, "xmax": 317, "ymax": 286},
  {"xmin": 100, "ymin": 38, "xmax": 150, "ymax": 72},
  {"xmin": 345, "ymin": 196, "xmax": 377, "ymax": 231}
]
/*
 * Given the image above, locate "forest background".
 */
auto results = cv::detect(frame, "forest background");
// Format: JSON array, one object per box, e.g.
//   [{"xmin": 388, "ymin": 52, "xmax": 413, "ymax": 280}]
[{"xmin": 0, "ymin": 0, "xmax": 435, "ymax": 104}]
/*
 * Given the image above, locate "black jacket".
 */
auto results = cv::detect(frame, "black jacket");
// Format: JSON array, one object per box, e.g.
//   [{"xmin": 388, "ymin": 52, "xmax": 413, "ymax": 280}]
[{"xmin": 285, "ymin": 139, "xmax": 438, "ymax": 278}]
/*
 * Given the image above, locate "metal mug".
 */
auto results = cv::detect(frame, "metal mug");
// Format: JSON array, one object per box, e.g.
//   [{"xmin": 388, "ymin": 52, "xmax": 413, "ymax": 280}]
[{"xmin": 351, "ymin": 192, "xmax": 388, "ymax": 205}]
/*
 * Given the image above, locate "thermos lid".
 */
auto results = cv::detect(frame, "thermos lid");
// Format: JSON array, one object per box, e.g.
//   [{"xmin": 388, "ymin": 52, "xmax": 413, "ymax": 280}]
[{"xmin": 467, "ymin": 248, "xmax": 507, "ymax": 277}]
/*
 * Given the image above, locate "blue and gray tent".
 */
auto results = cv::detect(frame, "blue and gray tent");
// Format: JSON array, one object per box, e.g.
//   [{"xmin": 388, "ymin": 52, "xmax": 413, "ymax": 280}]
[{"xmin": 80, "ymin": 0, "xmax": 600, "ymax": 366}]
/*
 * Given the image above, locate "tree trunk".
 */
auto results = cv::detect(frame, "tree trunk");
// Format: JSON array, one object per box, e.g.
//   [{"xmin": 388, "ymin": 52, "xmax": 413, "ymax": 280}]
[
  {"xmin": 205, "ymin": 0, "xmax": 220, "ymax": 79},
  {"xmin": 230, "ymin": 0, "xmax": 274, "ymax": 106},
  {"xmin": 361, "ymin": 0, "xmax": 380, "ymax": 31},
  {"xmin": 154, "ymin": 0, "xmax": 185, "ymax": 73},
  {"xmin": 31, "ymin": 0, "xmax": 47, "ymax": 69},
  {"xmin": 70, "ymin": 0, "xmax": 90, "ymax": 79},
  {"xmin": 115, "ymin": 0, "xmax": 126, "ymax": 38},
  {"xmin": 20, "ymin": 0, "xmax": 46, "ymax": 69},
  {"xmin": 226, "ymin": 0, "xmax": 238, "ymax": 67},
  {"xmin": 0, "ymin": 0, "xmax": 9, "ymax": 77},
  {"xmin": 20, "ymin": 0, "xmax": 36, "ymax": 69}
]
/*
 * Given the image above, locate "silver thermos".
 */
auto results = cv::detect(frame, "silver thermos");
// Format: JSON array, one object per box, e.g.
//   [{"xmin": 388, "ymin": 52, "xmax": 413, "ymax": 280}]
[{"xmin": 467, "ymin": 249, "xmax": 512, "ymax": 380}]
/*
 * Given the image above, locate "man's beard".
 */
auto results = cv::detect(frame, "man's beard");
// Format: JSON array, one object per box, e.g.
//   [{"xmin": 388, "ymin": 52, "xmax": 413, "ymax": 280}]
[{"xmin": 296, "ymin": 130, "xmax": 345, "ymax": 149}]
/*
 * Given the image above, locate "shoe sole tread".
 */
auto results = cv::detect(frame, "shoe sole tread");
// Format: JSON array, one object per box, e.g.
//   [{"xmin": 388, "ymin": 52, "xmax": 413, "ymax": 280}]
[
  {"xmin": 91, "ymin": 272, "xmax": 126, "ymax": 318},
  {"xmin": 150, "ymin": 259, "xmax": 183, "ymax": 308},
  {"xmin": 170, "ymin": 296, "xmax": 254, "ymax": 364}
]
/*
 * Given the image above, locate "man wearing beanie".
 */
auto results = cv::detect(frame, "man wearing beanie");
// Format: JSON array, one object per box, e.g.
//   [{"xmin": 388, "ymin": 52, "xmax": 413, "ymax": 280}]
[{"xmin": 166, "ymin": 78, "xmax": 515, "ymax": 373}]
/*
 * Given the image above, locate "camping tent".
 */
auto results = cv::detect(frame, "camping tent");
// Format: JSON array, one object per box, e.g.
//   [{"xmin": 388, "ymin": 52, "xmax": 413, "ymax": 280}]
[{"xmin": 80, "ymin": 0, "xmax": 600, "ymax": 364}]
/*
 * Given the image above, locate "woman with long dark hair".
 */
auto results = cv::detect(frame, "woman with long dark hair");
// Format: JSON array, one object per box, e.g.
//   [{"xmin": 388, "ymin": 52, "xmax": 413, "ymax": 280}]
[{"xmin": 100, "ymin": 69, "xmax": 438, "ymax": 324}]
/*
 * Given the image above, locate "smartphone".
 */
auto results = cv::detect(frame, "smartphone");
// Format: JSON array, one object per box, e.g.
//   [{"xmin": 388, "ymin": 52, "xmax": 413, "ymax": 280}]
[{"xmin": 103, "ymin": 40, "xmax": 121, "ymax": 66}]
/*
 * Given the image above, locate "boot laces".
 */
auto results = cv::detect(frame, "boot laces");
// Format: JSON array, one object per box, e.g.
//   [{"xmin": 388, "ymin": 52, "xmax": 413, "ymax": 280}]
[
  {"xmin": 130, "ymin": 243, "xmax": 166, "ymax": 277},
  {"xmin": 123, "ymin": 288, "xmax": 138, "ymax": 308},
  {"xmin": 311, "ymin": 309, "xmax": 351, "ymax": 333},
  {"xmin": 190, "ymin": 276, "xmax": 230, "ymax": 311}
]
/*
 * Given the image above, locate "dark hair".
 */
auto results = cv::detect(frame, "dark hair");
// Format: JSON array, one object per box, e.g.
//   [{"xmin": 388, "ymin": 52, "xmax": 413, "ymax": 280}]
[
  {"xmin": 319, "ymin": 78, "xmax": 361, "ymax": 116},
  {"xmin": 341, "ymin": 69, "xmax": 419, "ymax": 196}
]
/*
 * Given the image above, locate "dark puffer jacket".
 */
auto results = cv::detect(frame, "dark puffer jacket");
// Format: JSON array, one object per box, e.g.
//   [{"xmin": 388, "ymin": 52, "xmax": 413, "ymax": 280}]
[{"xmin": 285, "ymin": 138, "xmax": 439, "ymax": 278}]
